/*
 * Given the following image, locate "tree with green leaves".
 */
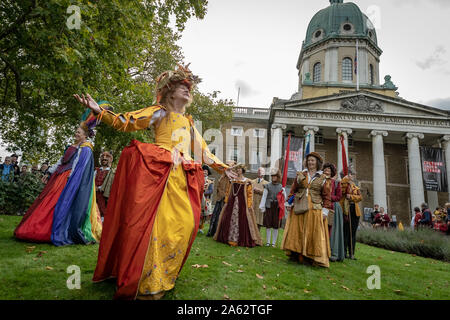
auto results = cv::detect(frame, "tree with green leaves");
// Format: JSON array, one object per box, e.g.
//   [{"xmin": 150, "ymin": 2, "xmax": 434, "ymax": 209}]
[{"xmin": 0, "ymin": 0, "xmax": 233, "ymax": 166}]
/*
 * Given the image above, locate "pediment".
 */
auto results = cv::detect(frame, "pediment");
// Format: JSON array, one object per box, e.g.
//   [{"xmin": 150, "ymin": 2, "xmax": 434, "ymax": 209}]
[{"xmin": 284, "ymin": 91, "xmax": 449, "ymax": 118}]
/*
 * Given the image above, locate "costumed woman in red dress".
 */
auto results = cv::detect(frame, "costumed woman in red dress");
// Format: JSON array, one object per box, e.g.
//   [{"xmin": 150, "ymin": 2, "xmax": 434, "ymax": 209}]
[
  {"xmin": 14, "ymin": 114, "xmax": 102, "ymax": 246},
  {"xmin": 74, "ymin": 65, "xmax": 237, "ymax": 300}
]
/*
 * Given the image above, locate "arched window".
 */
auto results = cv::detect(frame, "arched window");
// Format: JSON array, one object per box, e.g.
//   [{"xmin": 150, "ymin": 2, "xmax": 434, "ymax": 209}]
[
  {"xmin": 313, "ymin": 62, "xmax": 321, "ymax": 82},
  {"xmin": 342, "ymin": 58, "xmax": 353, "ymax": 81},
  {"xmin": 369, "ymin": 64, "xmax": 374, "ymax": 85}
]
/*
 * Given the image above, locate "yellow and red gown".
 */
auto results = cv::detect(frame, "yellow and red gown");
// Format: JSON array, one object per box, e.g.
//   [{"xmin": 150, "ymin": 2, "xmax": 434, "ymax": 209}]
[{"xmin": 92, "ymin": 105, "xmax": 227, "ymax": 300}]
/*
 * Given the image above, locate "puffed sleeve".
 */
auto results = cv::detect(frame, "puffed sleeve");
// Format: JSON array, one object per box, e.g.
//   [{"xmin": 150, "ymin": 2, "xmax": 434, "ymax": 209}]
[
  {"xmin": 350, "ymin": 186, "xmax": 362, "ymax": 203},
  {"xmin": 97, "ymin": 105, "xmax": 163, "ymax": 132},
  {"xmin": 246, "ymin": 182, "xmax": 253, "ymax": 208}
]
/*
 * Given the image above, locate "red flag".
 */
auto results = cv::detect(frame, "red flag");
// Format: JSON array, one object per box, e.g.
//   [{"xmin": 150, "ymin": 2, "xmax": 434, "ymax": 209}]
[
  {"xmin": 340, "ymin": 134, "xmax": 348, "ymax": 176},
  {"xmin": 277, "ymin": 133, "xmax": 291, "ymax": 220}
]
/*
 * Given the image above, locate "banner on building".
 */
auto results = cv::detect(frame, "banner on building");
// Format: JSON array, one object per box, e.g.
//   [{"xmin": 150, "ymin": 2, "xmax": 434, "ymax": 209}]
[
  {"xmin": 283, "ymin": 136, "xmax": 304, "ymax": 178},
  {"xmin": 420, "ymin": 147, "xmax": 448, "ymax": 192}
]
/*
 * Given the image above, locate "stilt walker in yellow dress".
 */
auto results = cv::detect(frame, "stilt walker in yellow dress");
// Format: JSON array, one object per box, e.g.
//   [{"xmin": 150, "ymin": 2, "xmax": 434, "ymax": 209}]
[{"xmin": 74, "ymin": 65, "xmax": 237, "ymax": 300}]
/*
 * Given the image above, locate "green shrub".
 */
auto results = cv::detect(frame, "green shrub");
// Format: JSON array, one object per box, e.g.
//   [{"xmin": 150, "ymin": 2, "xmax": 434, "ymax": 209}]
[
  {"xmin": 356, "ymin": 227, "xmax": 450, "ymax": 262},
  {"xmin": 0, "ymin": 173, "xmax": 44, "ymax": 215}
]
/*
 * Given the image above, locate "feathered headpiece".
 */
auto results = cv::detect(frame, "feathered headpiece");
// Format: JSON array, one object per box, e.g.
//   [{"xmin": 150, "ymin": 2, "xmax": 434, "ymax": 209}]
[
  {"xmin": 155, "ymin": 63, "xmax": 201, "ymax": 104},
  {"xmin": 80, "ymin": 100, "xmax": 112, "ymax": 138}
]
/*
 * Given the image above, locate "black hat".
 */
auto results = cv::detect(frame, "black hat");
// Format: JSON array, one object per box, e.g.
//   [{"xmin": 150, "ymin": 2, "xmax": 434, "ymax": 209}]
[{"xmin": 202, "ymin": 165, "xmax": 211, "ymax": 175}]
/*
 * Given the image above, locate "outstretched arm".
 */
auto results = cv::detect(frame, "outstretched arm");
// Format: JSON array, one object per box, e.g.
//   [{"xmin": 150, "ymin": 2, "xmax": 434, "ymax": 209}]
[
  {"xmin": 190, "ymin": 124, "xmax": 237, "ymax": 180},
  {"xmin": 74, "ymin": 93, "xmax": 162, "ymax": 132}
]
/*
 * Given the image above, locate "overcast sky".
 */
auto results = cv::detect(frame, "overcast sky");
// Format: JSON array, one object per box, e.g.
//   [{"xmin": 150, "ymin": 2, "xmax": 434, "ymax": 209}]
[
  {"xmin": 2, "ymin": 0, "xmax": 450, "ymax": 161},
  {"xmin": 178, "ymin": 0, "xmax": 450, "ymax": 109}
]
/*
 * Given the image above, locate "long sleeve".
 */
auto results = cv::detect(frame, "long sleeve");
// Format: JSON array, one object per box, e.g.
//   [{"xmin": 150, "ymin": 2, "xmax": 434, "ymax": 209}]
[
  {"xmin": 332, "ymin": 181, "xmax": 342, "ymax": 202},
  {"xmin": 97, "ymin": 105, "xmax": 163, "ymax": 132},
  {"xmin": 289, "ymin": 172, "xmax": 304, "ymax": 197},
  {"xmin": 224, "ymin": 183, "xmax": 232, "ymax": 204},
  {"xmin": 48, "ymin": 156, "xmax": 63, "ymax": 175},
  {"xmin": 350, "ymin": 186, "xmax": 362, "ymax": 203},
  {"xmin": 246, "ymin": 182, "xmax": 253, "ymax": 208},
  {"xmin": 205, "ymin": 182, "xmax": 214, "ymax": 196},
  {"xmin": 259, "ymin": 188, "xmax": 268, "ymax": 211}
]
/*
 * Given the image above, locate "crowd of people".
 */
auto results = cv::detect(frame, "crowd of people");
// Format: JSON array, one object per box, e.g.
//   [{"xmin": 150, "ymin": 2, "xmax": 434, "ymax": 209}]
[
  {"xmin": 202, "ymin": 152, "xmax": 364, "ymax": 267},
  {"xmin": 6, "ymin": 64, "xmax": 414, "ymax": 301},
  {"xmin": 411, "ymin": 203, "xmax": 450, "ymax": 235},
  {"xmin": 0, "ymin": 154, "xmax": 50, "ymax": 183}
]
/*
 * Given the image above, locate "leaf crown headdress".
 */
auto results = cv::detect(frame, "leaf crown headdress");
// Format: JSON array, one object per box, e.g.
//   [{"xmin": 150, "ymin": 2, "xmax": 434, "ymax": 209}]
[{"xmin": 155, "ymin": 63, "xmax": 201, "ymax": 104}]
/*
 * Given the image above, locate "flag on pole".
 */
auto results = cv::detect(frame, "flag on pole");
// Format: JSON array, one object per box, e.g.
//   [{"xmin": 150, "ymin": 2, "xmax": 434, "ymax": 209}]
[
  {"xmin": 340, "ymin": 134, "xmax": 348, "ymax": 176},
  {"xmin": 277, "ymin": 133, "xmax": 291, "ymax": 220},
  {"xmin": 305, "ymin": 133, "xmax": 311, "ymax": 155}
]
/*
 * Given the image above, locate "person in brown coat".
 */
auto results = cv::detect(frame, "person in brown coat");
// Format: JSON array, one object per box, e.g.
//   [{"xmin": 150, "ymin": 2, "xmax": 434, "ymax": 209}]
[{"xmin": 281, "ymin": 152, "xmax": 331, "ymax": 268}]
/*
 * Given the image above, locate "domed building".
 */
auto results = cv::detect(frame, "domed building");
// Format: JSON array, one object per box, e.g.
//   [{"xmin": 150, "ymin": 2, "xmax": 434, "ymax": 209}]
[
  {"xmin": 296, "ymin": 0, "xmax": 396, "ymax": 99},
  {"xmin": 219, "ymin": 0, "xmax": 450, "ymax": 226}
]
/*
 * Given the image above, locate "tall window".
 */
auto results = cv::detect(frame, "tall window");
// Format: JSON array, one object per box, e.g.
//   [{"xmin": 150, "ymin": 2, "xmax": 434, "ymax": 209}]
[
  {"xmin": 369, "ymin": 64, "xmax": 374, "ymax": 85},
  {"xmin": 313, "ymin": 62, "xmax": 321, "ymax": 82},
  {"xmin": 342, "ymin": 58, "xmax": 353, "ymax": 81}
]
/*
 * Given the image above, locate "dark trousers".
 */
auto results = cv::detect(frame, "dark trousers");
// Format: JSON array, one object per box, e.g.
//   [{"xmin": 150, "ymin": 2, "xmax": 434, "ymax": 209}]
[
  {"xmin": 343, "ymin": 203, "xmax": 359, "ymax": 257},
  {"xmin": 207, "ymin": 198, "xmax": 224, "ymax": 237}
]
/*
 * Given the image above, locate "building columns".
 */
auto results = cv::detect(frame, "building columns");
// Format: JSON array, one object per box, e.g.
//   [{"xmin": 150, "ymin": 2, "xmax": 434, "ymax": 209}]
[
  {"xmin": 336, "ymin": 128, "xmax": 352, "ymax": 176},
  {"xmin": 405, "ymin": 132, "xmax": 425, "ymax": 215},
  {"xmin": 303, "ymin": 126, "xmax": 319, "ymax": 153},
  {"xmin": 370, "ymin": 130, "xmax": 388, "ymax": 209},
  {"xmin": 441, "ymin": 135, "xmax": 450, "ymax": 202},
  {"xmin": 270, "ymin": 124, "xmax": 287, "ymax": 170}
]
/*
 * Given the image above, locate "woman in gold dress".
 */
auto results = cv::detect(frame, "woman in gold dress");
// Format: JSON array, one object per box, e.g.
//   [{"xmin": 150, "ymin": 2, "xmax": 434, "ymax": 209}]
[
  {"xmin": 74, "ymin": 65, "xmax": 236, "ymax": 300},
  {"xmin": 281, "ymin": 152, "xmax": 331, "ymax": 268}
]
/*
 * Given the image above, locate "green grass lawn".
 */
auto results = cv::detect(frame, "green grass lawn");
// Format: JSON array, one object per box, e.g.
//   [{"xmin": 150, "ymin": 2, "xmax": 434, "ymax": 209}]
[{"xmin": 1, "ymin": 215, "xmax": 448, "ymax": 300}]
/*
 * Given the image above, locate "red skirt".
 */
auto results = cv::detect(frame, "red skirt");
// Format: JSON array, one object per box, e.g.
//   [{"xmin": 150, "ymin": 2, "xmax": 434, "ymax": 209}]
[{"xmin": 14, "ymin": 170, "xmax": 71, "ymax": 242}]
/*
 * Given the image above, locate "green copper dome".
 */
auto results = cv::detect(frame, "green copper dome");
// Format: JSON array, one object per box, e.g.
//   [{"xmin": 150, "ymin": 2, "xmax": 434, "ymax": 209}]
[{"xmin": 303, "ymin": 0, "xmax": 379, "ymax": 51}]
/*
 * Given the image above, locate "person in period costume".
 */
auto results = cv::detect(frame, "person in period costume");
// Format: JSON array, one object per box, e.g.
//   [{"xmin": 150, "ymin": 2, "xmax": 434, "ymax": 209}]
[
  {"xmin": 214, "ymin": 164, "xmax": 263, "ymax": 247},
  {"xmin": 207, "ymin": 160, "xmax": 235, "ymax": 237},
  {"xmin": 339, "ymin": 169, "xmax": 363, "ymax": 260},
  {"xmin": 95, "ymin": 151, "xmax": 115, "ymax": 218},
  {"xmin": 322, "ymin": 163, "xmax": 344, "ymax": 262},
  {"xmin": 14, "ymin": 115, "xmax": 102, "ymax": 246},
  {"xmin": 75, "ymin": 64, "xmax": 236, "ymax": 300},
  {"xmin": 259, "ymin": 168, "xmax": 285, "ymax": 247},
  {"xmin": 251, "ymin": 167, "xmax": 269, "ymax": 231},
  {"xmin": 198, "ymin": 165, "xmax": 214, "ymax": 234},
  {"xmin": 281, "ymin": 152, "xmax": 331, "ymax": 268}
]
